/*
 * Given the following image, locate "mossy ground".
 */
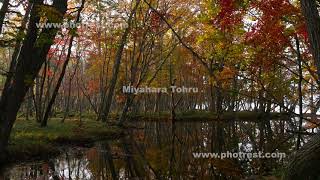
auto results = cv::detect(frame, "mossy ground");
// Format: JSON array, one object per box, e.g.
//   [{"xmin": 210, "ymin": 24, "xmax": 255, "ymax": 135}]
[{"xmin": 6, "ymin": 118, "xmax": 123, "ymax": 163}]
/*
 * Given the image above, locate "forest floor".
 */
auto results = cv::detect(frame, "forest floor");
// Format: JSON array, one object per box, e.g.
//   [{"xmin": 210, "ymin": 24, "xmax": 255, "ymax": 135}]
[{"xmin": 6, "ymin": 118, "xmax": 123, "ymax": 163}]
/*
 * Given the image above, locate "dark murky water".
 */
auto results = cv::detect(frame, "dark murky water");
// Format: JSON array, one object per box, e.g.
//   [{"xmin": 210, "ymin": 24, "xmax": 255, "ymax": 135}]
[{"xmin": 0, "ymin": 120, "xmax": 297, "ymax": 179}]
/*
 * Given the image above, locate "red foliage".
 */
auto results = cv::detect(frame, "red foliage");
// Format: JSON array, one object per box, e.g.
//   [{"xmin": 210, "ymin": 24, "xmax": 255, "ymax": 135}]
[
  {"xmin": 244, "ymin": 0, "xmax": 301, "ymax": 70},
  {"xmin": 87, "ymin": 79, "xmax": 100, "ymax": 94},
  {"xmin": 149, "ymin": 10, "xmax": 167, "ymax": 32},
  {"xmin": 215, "ymin": 0, "xmax": 243, "ymax": 31},
  {"xmin": 297, "ymin": 23, "xmax": 309, "ymax": 42}
]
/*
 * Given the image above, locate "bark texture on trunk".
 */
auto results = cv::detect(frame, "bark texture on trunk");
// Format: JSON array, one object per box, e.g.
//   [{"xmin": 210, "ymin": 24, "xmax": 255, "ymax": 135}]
[
  {"xmin": 300, "ymin": 0, "xmax": 320, "ymax": 78},
  {"xmin": 285, "ymin": 134, "xmax": 320, "ymax": 180},
  {"xmin": 0, "ymin": 0, "xmax": 67, "ymax": 164}
]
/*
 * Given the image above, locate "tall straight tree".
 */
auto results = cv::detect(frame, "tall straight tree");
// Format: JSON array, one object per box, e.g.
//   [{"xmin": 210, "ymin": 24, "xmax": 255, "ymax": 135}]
[
  {"xmin": 300, "ymin": 0, "xmax": 320, "ymax": 77},
  {"xmin": 99, "ymin": 0, "xmax": 140, "ymax": 122},
  {"xmin": 0, "ymin": 0, "xmax": 68, "ymax": 163}
]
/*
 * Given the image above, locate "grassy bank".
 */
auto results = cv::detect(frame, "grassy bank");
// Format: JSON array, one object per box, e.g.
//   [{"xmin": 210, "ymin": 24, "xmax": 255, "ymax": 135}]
[
  {"xmin": 46, "ymin": 111, "xmax": 290, "ymax": 122},
  {"xmin": 128, "ymin": 111, "xmax": 291, "ymax": 122},
  {"xmin": 6, "ymin": 118, "xmax": 123, "ymax": 163}
]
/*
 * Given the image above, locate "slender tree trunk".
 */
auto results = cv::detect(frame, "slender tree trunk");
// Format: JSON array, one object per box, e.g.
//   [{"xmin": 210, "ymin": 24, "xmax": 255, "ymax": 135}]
[
  {"xmin": 62, "ymin": 76, "xmax": 73, "ymax": 123},
  {"xmin": 118, "ymin": 94, "xmax": 134, "ymax": 126},
  {"xmin": 153, "ymin": 92, "xmax": 161, "ymax": 113},
  {"xmin": 34, "ymin": 77, "xmax": 41, "ymax": 122},
  {"xmin": 209, "ymin": 79, "xmax": 216, "ymax": 112},
  {"xmin": 296, "ymin": 36, "xmax": 303, "ymax": 150},
  {"xmin": 99, "ymin": 0, "xmax": 140, "ymax": 122},
  {"xmin": 41, "ymin": 0, "xmax": 85, "ymax": 127},
  {"xmin": 26, "ymin": 89, "xmax": 33, "ymax": 120},
  {"xmin": 170, "ymin": 84, "xmax": 176, "ymax": 122},
  {"xmin": 0, "ymin": 0, "xmax": 9, "ymax": 34},
  {"xmin": 5, "ymin": 1, "xmax": 32, "ymax": 88}
]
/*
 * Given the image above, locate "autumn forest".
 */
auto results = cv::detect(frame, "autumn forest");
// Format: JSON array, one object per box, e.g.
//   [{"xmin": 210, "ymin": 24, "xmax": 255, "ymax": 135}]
[{"xmin": 0, "ymin": 0, "xmax": 320, "ymax": 179}]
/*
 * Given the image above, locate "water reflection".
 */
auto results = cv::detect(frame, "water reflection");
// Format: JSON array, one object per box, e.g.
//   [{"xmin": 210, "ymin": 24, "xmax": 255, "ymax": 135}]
[{"xmin": 1, "ymin": 120, "xmax": 297, "ymax": 179}]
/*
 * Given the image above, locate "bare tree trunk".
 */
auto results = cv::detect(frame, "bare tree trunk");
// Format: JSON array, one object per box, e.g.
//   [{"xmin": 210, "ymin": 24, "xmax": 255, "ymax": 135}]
[
  {"xmin": 209, "ymin": 76, "xmax": 216, "ymax": 112},
  {"xmin": 118, "ymin": 94, "xmax": 134, "ymax": 126},
  {"xmin": 62, "ymin": 60, "xmax": 79, "ymax": 123},
  {"xmin": 62, "ymin": 75, "xmax": 73, "ymax": 123},
  {"xmin": 300, "ymin": 0, "xmax": 320, "ymax": 78},
  {"xmin": 170, "ymin": 81, "xmax": 176, "ymax": 122},
  {"xmin": 0, "ymin": 0, "xmax": 9, "ymax": 34},
  {"xmin": 153, "ymin": 92, "xmax": 161, "ymax": 113},
  {"xmin": 26, "ymin": 89, "xmax": 33, "ymax": 120},
  {"xmin": 41, "ymin": 0, "xmax": 85, "ymax": 127},
  {"xmin": 99, "ymin": 0, "xmax": 140, "ymax": 122},
  {"xmin": 295, "ymin": 36, "xmax": 303, "ymax": 150}
]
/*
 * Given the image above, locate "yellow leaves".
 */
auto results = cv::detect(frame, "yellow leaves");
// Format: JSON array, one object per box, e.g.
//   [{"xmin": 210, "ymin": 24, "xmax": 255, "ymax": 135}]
[
  {"xmin": 310, "ymin": 65, "xmax": 317, "ymax": 74},
  {"xmin": 207, "ymin": 67, "xmax": 236, "ymax": 89},
  {"xmin": 217, "ymin": 66, "xmax": 236, "ymax": 82},
  {"xmin": 209, "ymin": 75, "xmax": 215, "ymax": 85},
  {"xmin": 36, "ymin": 5, "xmax": 64, "ymax": 23}
]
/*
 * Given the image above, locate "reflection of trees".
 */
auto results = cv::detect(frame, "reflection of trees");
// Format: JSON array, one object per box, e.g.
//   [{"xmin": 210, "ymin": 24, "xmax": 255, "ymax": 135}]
[
  {"xmin": 2, "ymin": 120, "xmax": 295, "ymax": 179},
  {"xmin": 1, "ymin": 151, "xmax": 91, "ymax": 179},
  {"xmin": 137, "ymin": 121, "xmax": 294, "ymax": 178}
]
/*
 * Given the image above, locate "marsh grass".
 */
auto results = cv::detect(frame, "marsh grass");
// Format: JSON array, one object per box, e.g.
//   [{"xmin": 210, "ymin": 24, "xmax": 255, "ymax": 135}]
[{"xmin": 6, "ymin": 118, "xmax": 122, "ymax": 162}]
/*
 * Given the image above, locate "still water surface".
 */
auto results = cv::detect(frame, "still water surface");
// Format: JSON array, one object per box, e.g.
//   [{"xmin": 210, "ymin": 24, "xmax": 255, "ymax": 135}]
[{"xmin": 0, "ymin": 121, "xmax": 294, "ymax": 179}]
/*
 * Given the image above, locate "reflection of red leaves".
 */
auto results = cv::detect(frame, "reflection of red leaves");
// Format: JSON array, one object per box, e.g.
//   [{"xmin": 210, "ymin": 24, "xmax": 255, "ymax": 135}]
[
  {"xmin": 42, "ymin": 163, "xmax": 49, "ymax": 173},
  {"xmin": 86, "ymin": 148, "xmax": 98, "ymax": 160}
]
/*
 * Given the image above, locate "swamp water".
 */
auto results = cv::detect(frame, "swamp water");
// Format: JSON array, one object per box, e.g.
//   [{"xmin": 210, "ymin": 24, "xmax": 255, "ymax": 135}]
[{"xmin": 0, "ymin": 120, "xmax": 296, "ymax": 179}]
